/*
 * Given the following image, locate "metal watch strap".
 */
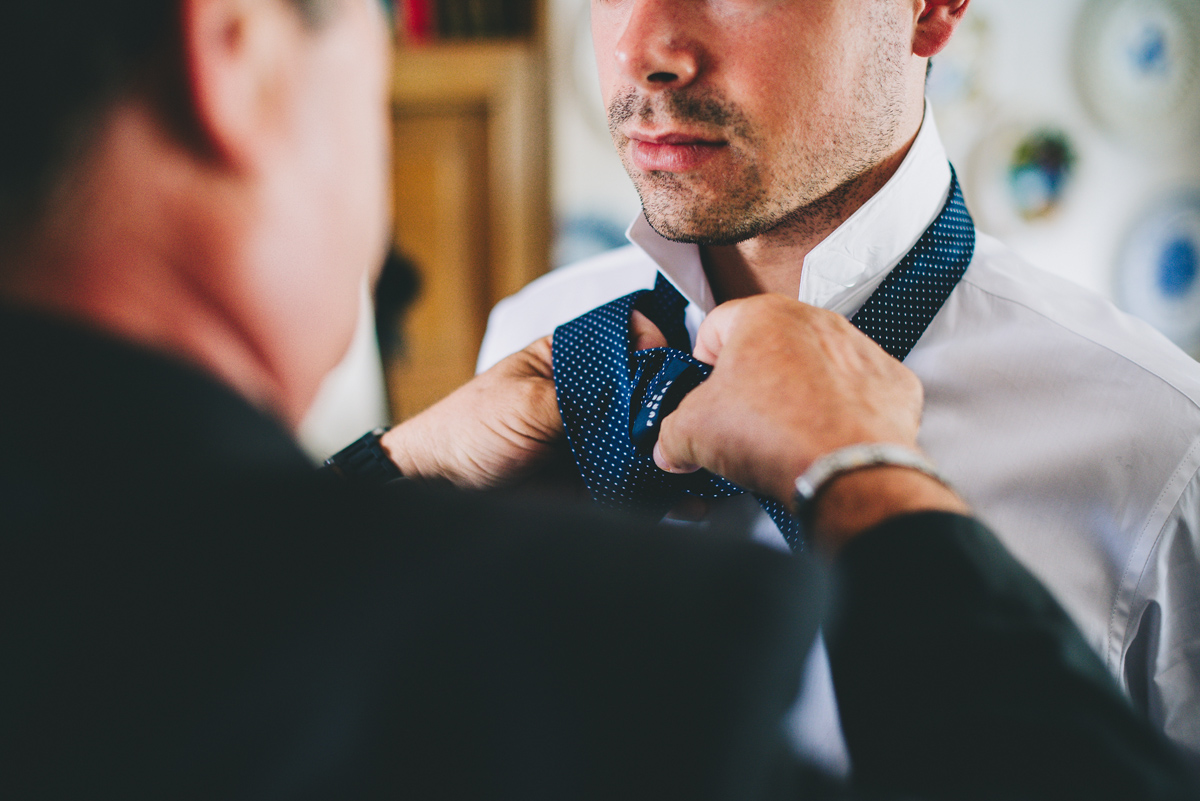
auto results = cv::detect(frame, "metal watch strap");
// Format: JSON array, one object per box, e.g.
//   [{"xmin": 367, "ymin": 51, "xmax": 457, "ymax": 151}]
[
  {"xmin": 793, "ymin": 443, "xmax": 950, "ymax": 526},
  {"xmin": 322, "ymin": 427, "xmax": 403, "ymax": 487}
]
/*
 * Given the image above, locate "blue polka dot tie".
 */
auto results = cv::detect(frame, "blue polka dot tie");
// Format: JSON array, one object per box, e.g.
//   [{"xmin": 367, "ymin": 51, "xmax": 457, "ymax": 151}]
[{"xmin": 552, "ymin": 171, "xmax": 975, "ymax": 550}]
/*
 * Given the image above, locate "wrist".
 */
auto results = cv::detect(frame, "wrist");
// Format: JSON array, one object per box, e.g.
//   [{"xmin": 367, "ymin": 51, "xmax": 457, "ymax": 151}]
[
  {"xmin": 808, "ymin": 467, "xmax": 968, "ymax": 554},
  {"xmin": 322, "ymin": 427, "xmax": 404, "ymax": 487},
  {"xmin": 379, "ymin": 419, "xmax": 439, "ymax": 481},
  {"xmin": 790, "ymin": 444, "xmax": 969, "ymax": 554}
]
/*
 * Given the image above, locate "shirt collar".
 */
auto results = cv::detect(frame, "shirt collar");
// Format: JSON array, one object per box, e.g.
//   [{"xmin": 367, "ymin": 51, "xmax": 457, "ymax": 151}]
[{"xmin": 626, "ymin": 101, "xmax": 952, "ymax": 317}]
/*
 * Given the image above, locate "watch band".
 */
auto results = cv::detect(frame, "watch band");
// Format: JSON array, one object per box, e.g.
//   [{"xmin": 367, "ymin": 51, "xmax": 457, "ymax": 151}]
[
  {"xmin": 322, "ymin": 427, "xmax": 403, "ymax": 487},
  {"xmin": 793, "ymin": 443, "xmax": 950, "ymax": 525}
]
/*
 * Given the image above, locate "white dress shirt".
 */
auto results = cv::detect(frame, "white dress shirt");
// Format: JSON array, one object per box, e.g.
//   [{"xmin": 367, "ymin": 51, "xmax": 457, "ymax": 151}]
[{"xmin": 478, "ymin": 109, "xmax": 1200, "ymax": 769}]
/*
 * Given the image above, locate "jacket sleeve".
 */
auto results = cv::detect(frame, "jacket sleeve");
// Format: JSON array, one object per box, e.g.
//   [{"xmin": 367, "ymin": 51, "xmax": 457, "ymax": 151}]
[{"xmin": 826, "ymin": 511, "xmax": 1199, "ymax": 801}]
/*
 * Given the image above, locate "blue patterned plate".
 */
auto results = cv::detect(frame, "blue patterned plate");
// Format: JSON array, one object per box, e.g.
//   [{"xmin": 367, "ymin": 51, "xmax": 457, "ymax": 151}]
[
  {"xmin": 1116, "ymin": 193, "xmax": 1200, "ymax": 351},
  {"xmin": 1074, "ymin": 0, "xmax": 1200, "ymax": 147}
]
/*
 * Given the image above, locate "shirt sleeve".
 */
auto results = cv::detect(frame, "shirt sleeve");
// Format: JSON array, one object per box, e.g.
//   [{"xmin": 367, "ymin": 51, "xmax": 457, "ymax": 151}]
[
  {"xmin": 476, "ymin": 293, "xmax": 545, "ymax": 373},
  {"xmin": 1122, "ymin": 464, "xmax": 1200, "ymax": 770}
]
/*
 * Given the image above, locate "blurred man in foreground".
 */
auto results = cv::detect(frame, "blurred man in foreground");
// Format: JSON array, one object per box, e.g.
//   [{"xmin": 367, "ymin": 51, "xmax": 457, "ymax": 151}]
[{"xmin": 0, "ymin": 0, "xmax": 1196, "ymax": 799}]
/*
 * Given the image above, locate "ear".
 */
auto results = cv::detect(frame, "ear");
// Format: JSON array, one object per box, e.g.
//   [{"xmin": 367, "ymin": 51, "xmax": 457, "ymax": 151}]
[
  {"xmin": 180, "ymin": 0, "xmax": 300, "ymax": 170},
  {"xmin": 912, "ymin": 0, "xmax": 971, "ymax": 58}
]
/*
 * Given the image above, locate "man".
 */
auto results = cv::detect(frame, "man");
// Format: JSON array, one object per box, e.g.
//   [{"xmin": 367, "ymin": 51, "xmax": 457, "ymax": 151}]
[
  {"xmin": 2, "ymin": 0, "xmax": 1197, "ymax": 798},
  {"xmin": 0, "ymin": 1, "xmax": 794, "ymax": 796},
  {"xmin": 475, "ymin": 0, "xmax": 1200, "ymax": 764}
]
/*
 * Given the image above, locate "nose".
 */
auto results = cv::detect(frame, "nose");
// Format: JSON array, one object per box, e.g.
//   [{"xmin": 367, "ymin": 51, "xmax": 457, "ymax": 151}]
[{"xmin": 613, "ymin": 0, "xmax": 700, "ymax": 91}]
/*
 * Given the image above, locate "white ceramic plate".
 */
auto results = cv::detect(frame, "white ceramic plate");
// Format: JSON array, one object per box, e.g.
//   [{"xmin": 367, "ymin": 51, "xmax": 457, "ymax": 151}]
[
  {"xmin": 966, "ymin": 120, "xmax": 1080, "ymax": 234},
  {"xmin": 1074, "ymin": 0, "xmax": 1200, "ymax": 147},
  {"xmin": 1115, "ymin": 193, "xmax": 1200, "ymax": 351}
]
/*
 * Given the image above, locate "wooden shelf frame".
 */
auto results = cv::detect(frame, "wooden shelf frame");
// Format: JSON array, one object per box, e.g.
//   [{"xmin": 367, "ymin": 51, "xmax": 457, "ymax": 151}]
[{"xmin": 392, "ymin": 42, "xmax": 550, "ymax": 303}]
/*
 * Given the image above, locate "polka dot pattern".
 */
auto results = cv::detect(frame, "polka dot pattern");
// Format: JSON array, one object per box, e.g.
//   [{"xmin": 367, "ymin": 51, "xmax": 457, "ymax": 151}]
[
  {"xmin": 553, "ymin": 172, "xmax": 975, "ymax": 551},
  {"xmin": 851, "ymin": 172, "xmax": 975, "ymax": 358},
  {"xmin": 554, "ymin": 273, "xmax": 808, "ymax": 547}
]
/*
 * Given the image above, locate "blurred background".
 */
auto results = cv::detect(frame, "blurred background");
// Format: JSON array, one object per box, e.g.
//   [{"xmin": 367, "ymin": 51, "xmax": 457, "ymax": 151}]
[{"xmin": 299, "ymin": 0, "xmax": 1200, "ymax": 459}]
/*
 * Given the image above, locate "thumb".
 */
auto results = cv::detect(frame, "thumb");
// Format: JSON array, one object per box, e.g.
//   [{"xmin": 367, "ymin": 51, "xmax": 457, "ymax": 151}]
[
  {"xmin": 653, "ymin": 411, "xmax": 701, "ymax": 474},
  {"xmin": 692, "ymin": 300, "xmax": 744, "ymax": 364}
]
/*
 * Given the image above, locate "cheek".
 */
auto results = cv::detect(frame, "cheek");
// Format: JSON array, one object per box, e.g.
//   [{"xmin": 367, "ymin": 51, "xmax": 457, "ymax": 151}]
[
  {"xmin": 327, "ymin": 23, "xmax": 391, "ymax": 263},
  {"xmin": 346, "ymin": 60, "xmax": 390, "ymax": 239},
  {"xmin": 590, "ymin": 8, "xmax": 623, "ymax": 109}
]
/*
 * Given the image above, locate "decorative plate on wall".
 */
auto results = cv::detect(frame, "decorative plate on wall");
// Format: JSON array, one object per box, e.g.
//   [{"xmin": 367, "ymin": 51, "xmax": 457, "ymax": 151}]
[
  {"xmin": 967, "ymin": 121, "xmax": 1080, "ymax": 233},
  {"xmin": 1115, "ymin": 193, "xmax": 1200, "ymax": 351},
  {"xmin": 1074, "ymin": 0, "xmax": 1200, "ymax": 147}
]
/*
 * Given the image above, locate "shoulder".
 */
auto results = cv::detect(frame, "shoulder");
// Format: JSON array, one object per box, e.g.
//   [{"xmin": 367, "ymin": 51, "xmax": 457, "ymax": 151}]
[
  {"xmin": 941, "ymin": 232, "xmax": 1200, "ymax": 406},
  {"xmin": 916, "ymin": 232, "xmax": 1200, "ymax": 582},
  {"xmin": 476, "ymin": 245, "xmax": 659, "ymax": 371},
  {"xmin": 913, "ymin": 231, "xmax": 1200, "ymax": 532},
  {"xmin": 911, "ymin": 234, "xmax": 1200, "ymax": 672}
]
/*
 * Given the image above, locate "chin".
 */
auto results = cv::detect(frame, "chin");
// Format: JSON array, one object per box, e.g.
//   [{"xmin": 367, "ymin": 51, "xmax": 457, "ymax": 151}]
[
  {"xmin": 642, "ymin": 206, "xmax": 775, "ymax": 247},
  {"xmin": 635, "ymin": 175, "xmax": 778, "ymax": 246}
]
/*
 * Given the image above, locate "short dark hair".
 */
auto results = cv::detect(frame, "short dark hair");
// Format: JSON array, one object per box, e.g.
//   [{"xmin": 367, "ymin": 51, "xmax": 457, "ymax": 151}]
[{"xmin": 0, "ymin": 0, "xmax": 330, "ymax": 242}]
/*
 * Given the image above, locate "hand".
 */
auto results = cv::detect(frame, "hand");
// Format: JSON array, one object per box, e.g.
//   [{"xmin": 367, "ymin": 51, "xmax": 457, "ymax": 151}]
[
  {"xmin": 379, "ymin": 336, "xmax": 563, "ymax": 490},
  {"xmin": 652, "ymin": 295, "xmax": 926, "ymax": 506}
]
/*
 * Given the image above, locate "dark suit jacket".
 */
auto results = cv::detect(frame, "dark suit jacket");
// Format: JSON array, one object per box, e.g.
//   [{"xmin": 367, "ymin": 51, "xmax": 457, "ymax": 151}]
[{"xmin": 1, "ymin": 306, "xmax": 1195, "ymax": 800}]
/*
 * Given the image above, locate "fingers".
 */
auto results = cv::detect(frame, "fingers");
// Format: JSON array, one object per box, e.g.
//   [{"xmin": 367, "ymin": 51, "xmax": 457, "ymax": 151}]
[
  {"xmin": 510, "ymin": 335, "xmax": 555, "ymax": 385},
  {"xmin": 630, "ymin": 310, "xmax": 668, "ymax": 351},
  {"xmin": 653, "ymin": 294, "xmax": 928, "ymax": 504}
]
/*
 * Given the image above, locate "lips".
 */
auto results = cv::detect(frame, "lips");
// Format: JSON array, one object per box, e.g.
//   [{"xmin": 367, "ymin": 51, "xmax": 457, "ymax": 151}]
[{"xmin": 628, "ymin": 132, "xmax": 728, "ymax": 173}]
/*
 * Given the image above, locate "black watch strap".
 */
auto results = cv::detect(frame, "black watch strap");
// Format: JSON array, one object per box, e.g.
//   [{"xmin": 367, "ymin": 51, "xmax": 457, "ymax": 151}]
[{"xmin": 322, "ymin": 427, "xmax": 403, "ymax": 487}]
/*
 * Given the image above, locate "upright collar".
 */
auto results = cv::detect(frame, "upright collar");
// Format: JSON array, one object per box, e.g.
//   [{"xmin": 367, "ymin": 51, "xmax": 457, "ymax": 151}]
[{"xmin": 626, "ymin": 101, "xmax": 953, "ymax": 317}]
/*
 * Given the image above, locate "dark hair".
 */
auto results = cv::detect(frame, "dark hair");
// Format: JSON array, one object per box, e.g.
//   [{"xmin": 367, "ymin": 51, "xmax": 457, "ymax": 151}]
[{"xmin": 0, "ymin": 0, "xmax": 329, "ymax": 240}]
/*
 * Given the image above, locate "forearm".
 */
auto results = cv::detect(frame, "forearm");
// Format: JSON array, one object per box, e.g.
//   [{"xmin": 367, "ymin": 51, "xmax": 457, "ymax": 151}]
[
  {"xmin": 804, "ymin": 466, "xmax": 969, "ymax": 555},
  {"xmin": 827, "ymin": 512, "xmax": 1198, "ymax": 801}
]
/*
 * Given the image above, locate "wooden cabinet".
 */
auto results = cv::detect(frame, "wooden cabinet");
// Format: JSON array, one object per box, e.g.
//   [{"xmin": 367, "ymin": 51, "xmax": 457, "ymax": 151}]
[{"xmin": 386, "ymin": 39, "xmax": 549, "ymax": 420}]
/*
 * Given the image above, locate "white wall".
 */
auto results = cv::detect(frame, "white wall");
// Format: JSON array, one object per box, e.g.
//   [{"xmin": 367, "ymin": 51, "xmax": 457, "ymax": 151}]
[{"xmin": 548, "ymin": 0, "xmax": 641, "ymax": 266}]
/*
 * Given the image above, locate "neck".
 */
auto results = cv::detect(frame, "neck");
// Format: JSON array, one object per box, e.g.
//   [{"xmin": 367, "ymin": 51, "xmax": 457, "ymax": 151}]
[
  {"xmin": 0, "ymin": 102, "xmax": 304, "ymax": 429},
  {"xmin": 700, "ymin": 126, "xmax": 919, "ymax": 303}
]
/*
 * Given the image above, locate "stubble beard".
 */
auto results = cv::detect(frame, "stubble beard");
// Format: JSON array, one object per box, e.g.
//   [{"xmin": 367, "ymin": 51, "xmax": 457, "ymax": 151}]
[{"xmin": 607, "ymin": 14, "xmax": 909, "ymax": 248}]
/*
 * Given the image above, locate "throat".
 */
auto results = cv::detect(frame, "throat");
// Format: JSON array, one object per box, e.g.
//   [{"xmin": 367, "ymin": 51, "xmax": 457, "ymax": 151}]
[{"xmin": 700, "ymin": 243, "xmax": 807, "ymax": 303}]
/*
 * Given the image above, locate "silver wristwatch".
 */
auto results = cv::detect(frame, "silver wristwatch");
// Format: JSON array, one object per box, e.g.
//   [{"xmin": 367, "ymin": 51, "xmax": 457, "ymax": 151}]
[{"xmin": 792, "ymin": 443, "xmax": 950, "ymax": 525}]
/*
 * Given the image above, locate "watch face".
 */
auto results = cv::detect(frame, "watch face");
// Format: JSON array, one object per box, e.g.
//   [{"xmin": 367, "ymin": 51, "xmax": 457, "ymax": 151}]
[
  {"xmin": 1115, "ymin": 193, "xmax": 1200, "ymax": 352},
  {"xmin": 1074, "ymin": 0, "xmax": 1200, "ymax": 148}
]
